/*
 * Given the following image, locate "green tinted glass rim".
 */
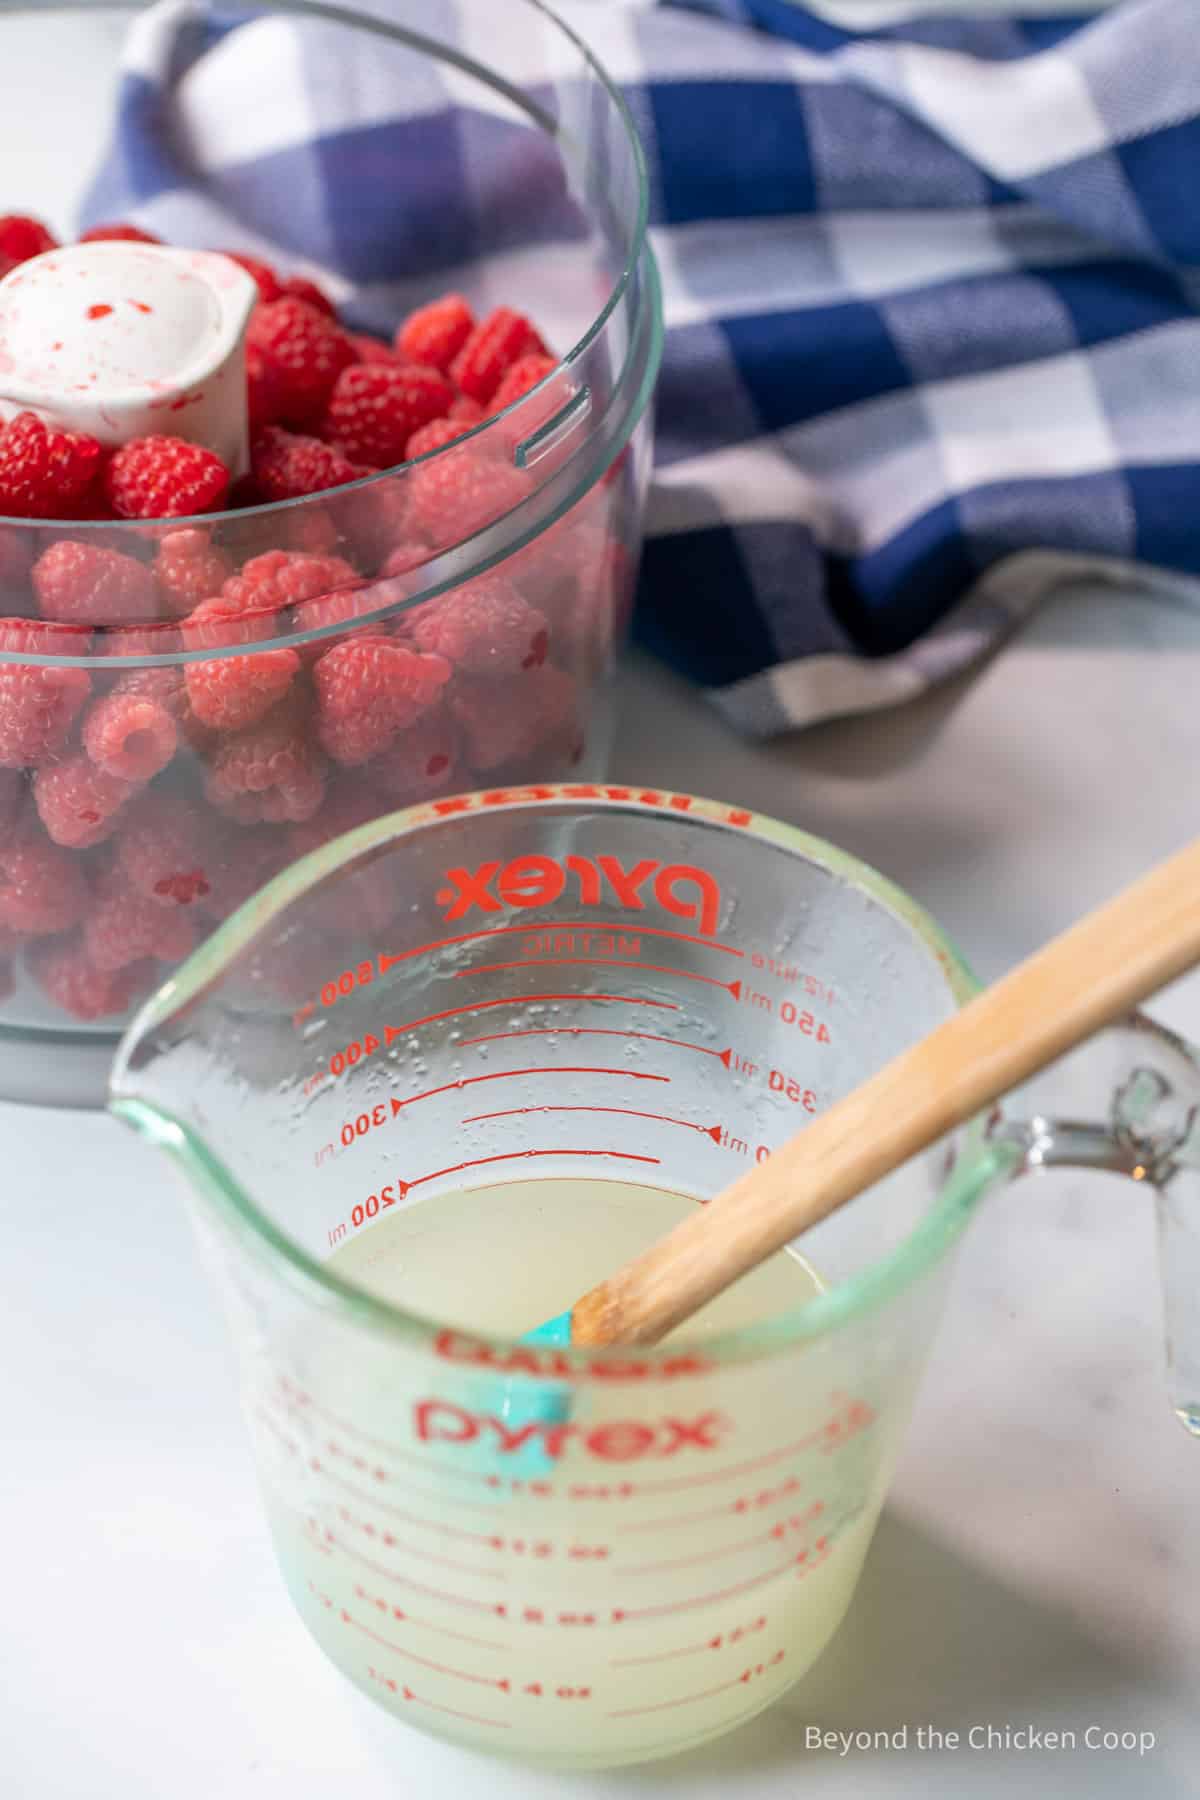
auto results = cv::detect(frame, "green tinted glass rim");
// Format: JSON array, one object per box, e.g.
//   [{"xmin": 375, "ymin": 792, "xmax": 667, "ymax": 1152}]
[{"xmin": 112, "ymin": 789, "xmax": 1004, "ymax": 1372}]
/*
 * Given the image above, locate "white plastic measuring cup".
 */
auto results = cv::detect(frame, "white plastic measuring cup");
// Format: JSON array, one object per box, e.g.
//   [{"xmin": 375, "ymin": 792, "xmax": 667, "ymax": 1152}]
[{"xmin": 111, "ymin": 787, "xmax": 1200, "ymax": 1768}]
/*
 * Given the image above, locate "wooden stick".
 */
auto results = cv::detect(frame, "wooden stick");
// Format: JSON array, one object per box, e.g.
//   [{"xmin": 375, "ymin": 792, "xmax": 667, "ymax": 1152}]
[{"xmin": 569, "ymin": 835, "xmax": 1200, "ymax": 1347}]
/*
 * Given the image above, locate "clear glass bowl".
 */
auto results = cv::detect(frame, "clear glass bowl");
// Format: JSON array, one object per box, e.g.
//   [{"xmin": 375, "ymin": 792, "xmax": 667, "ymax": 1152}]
[{"xmin": 0, "ymin": 0, "xmax": 662, "ymax": 1104}]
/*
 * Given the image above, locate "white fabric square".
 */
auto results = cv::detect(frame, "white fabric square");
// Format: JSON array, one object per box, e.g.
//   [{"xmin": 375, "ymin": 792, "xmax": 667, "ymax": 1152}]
[
  {"xmin": 176, "ymin": 20, "xmax": 315, "ymax": 166},
  {"xmin": 895, "ymin": 42, "xmax": 1111, "ymax": 182},
  {"xmin": 829, "ymin": 207, "xmax": 1015, "ymax": 302},
  {"xmin": 927, "ymin": 351, "xmax": 1119, "ymax": 493}
]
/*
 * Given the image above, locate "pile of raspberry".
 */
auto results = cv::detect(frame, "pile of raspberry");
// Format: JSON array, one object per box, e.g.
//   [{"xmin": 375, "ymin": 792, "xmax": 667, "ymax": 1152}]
[{"xmin": 0, "ymin": 214, "xmax": 623, "ymax": 1024}]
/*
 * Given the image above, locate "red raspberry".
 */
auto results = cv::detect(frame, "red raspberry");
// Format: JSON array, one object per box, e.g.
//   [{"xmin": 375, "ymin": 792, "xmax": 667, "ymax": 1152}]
[
  {"xmin": 368, "ymin": 703, "xmax": 459, "ymax": 798},
  {"xmin": 410, "ymin": 575, "xmax": 548, "ymax": 674},
  {"xmin": 206, "ymin": 705, "xmax": 326, "ymax": 824},
  {"xmin": 349, "ymin": 333, "xmax": 403, "ymax": 367},
  {"xmin": 281, "ymin": 505, "xmax": 342, "ymax": 556},
  {"xmin": 28, "ymin": 937, "xmax": 149, "ymax": 1021},
  {"xmin": 0, "ymin": 835, "xmax": 89, "ymax": 934},
  {"xmin": 321, "ymin": 363, "xmax": 454, "ymax": 469},
  {"xmin": 282, "ymin": 275, "xmax": 336, "ymax": 317},
  {"xmin": 0, "ymin": 214, "xmax": 57, "ymax": 273},
  {"xmin": 450, "ymin": 663, "xmax": 577, "ymax": 771},
  {"xmin": 450, "ymin": 307, "xmax": 544, "ymax": 404},
  {"xmin": 448, "ymin": 394, "xmax": 485, "ymax": 425},
  {"xmin": 33, "ymin": 541, "xmax": 158, "ymax": 626},
  {"xmin": 246, "ymin": 297, "xmax": 356, "ymax": 428},
  {"xmin": 222, "ymin": 548, "xmax": 360, "ymax": 616},
  {"xmin": 201, "ymin": 829, "xmax": 287, "ymax": 920},
  {"xmin": 104, "ymin": 435, "xmax": 231, "ymax": 520},
  {"xmin": 491, "ymin": 353, "xmax": 558, "ymax": 412},
  {"xmin": 182, "ymin": 597, "xmax": 299, "ymax": 731},
  {"xmin": 78, "ymin": 222, "xmax": 162, "ymax": 245},
  {"xmin": 154, "ymin": 528, "xmax": 233, "ymax": 617},
  {"xmin": 117, "ymin": 790, "xmax": 215, "ymax": 907},
  {"xmin": 405, "ymin": 450, "xmax": 530, "ymax": 546},
  {"xmin": 405, "ymin": 417, "xmax": 471, "ymax": 461},
  {"xmin": 85, "ymin": 869, "xmax": 196, "ymax": 971},
  {"xmin": 313, "ymin": 635, "xmax": 450, "ymax": 764},
  {"xmin": 100, "ymin": 621, "xmax": 182, "ymax": 658},
  {"xmin": 246, "ymin": 341, "xmax": 285, "ymax": 432},
  {"xmin": 222, "ymin": 252, "xmax": 283, "ymax": 302},
  {"xmin": 381, "ymin": 542, "xmax": 428, "ymax": 581},
  {"xmin": 397, "ymin": 295, "xmax": 475, "ymax": 374},
  {"xmin": 34, "ymin": 752, "xmax": 135, "ymax": 848},
  {"xmin": 0, "ymin": 618, "xmax": 92, "ymax": 766},
  {"xmin": 82, "ymin": 688, "xmax": 177, "ymax": 781},
  {"xmin": 0, "ymin": 412, "xmax": 103, "ymax": 519},
  {"xmin": 292, "ymin": 576, "xmax": 399, "ymax": 652},
  {"xmin": 0, "ymin": 526, "xmax": 33, "ymax": 591},
  {"xmin": 250, "ymin": 426, "xmax": 360, "ymax": 502}
]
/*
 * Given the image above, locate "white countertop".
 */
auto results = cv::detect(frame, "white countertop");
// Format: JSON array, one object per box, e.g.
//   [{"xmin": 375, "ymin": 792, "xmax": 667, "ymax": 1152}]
[{"xmin": 5, "ymin": 576, "xmax": 1200, "ymax": 1800}]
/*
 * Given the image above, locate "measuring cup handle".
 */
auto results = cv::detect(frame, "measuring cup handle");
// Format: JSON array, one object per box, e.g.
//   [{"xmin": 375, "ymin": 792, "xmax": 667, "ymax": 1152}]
[{"xmin": 987, "ymin": 1010, "xmax": 1200, "ymax": 1435}]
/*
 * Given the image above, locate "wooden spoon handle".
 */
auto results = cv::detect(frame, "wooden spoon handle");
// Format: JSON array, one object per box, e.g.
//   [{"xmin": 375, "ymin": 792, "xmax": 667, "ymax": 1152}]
[{"xmin": 569, "ymin": 836, "xmax": 1200, "ymax": 1348}]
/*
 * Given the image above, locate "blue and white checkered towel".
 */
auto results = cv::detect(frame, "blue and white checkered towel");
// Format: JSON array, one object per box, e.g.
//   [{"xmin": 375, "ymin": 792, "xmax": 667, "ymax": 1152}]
[{"xmin": 85, "ymin": 0, "xmax": 1200, "ymax": 736}]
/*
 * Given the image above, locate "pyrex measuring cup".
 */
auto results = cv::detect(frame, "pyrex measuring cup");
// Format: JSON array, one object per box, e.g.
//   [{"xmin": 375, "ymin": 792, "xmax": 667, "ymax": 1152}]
[{"xmin": 110, "ymin": 787, "xmax": 1200, "ymax": 1768}]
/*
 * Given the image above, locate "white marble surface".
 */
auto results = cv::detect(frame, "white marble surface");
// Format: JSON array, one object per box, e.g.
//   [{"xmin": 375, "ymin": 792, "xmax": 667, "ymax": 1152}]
[{"xmin": 5, "ymin": 580, "xmax": 1200, "ymax": 1800}]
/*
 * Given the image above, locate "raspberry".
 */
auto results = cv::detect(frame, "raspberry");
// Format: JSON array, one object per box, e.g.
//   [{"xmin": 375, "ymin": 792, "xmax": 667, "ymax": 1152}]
[
  {"xmin": 313, "ymin": 635, "xmax": 450, "ymax": 764},
  {"xmin": 104, "ymin": 435, "xmax": 231, "ymax": 520},
  {"xmin": 450, "ymin": 307, "xmax": 544, "ymax": 404},
  {"xmin": 246, "ymin": 342, "xmax": 285, "ymax": 432},
  {"xmin": 85, "ymin": 870, "xmax": 196, "ymax": 971},
  {"xmin": 282, "ymin": 275, "xmax": 336, "ymax": 317},
  {"xmin": 368, "ymin": 703, "xmax": 459, "ymax": 798},
  {"xmin": 0, "ymin": 618, "xmax": 92, "ymax": 766},
  {"xmin": 82, "ymin": 688, "xmax": 177, "ymax": 781},
  {"xmin": 206, "ymin": 706, "xmax": 326, "ymax": 824},
  {"xmin": 381, "ymin": 542, "xmax": 428, "ymax": 581},
  {"xmin": 222, "ymin": 549, "xmax": 360, "ymax": 616},
  {"xmin": 33, "ymin": 541, "xmax": 158, "ymax": 626},
  {"xmin": 0, "ymin": 526, "xmax": 33, "ymax": 592},
  {"xmin": 282, "ymin": 505, "xmax": 342, "ymax": 556},
  {"xmin": 0, "ymin": 767, "xmax": 23, "ymax": 847},
  {"xmin": 100, "ymin": 621, "xmax": 182, "ymax": 658},
  {"xmin": 404, "ymin": 417, "xmax": 471, "ymax": 461},
  {"xmin": 222, "ymin": 252, "xmax": 283, "ymax": 302},
  {"xmin": 35, "ymin": 752, "xmax": 135, "ymax": 847},
  {"xmin": 292, "ymin": 576, "xmax": 397, "ymax": 652},
  {"xmin": 154, "ymin": 528, "xmax": 233, "ymax": 617},
  {"xmin": 78, "ymin": 222, "xmax": 162, "ymax": 245},
  {"xmin": 246, "ymin": 297, "xmax": 356, "ymax": 428},
  {"xmin": 250, "ymin": 426, "xmax": 360, "ymax": 502},
  {"xmin": 491, "ymin": 353, "xmax": 558, "ymax": 412},
  {"xmin": 410, "ymin": 575, "xmax": 548, "ymax": 674},
  {"xmin": 350, "ymin": 334, "xmax": 403, "ymax": 367},
  {"xmin": 397, "ymin": 295, "xmax": 475, "ymax": 374},
  {"xmin": 182, "ymin": 595, "xmax": 299, "ymax": 730},
  {"xmin": 287, "ymin": 784, "xmax": 398, "ymax": 935},
  {"xmin": 448, "ymin": 394, "xmax": 485, "ymax": 425},
  {"xmin": 0, "ymin": 835, "xmax": 89, "ymax": 934},
  {"xmin": 201, "ymin": 830, "xmax": 287, "ymax": 920},
  {"xmin": 450, "ymin": 663, "xmax": 577, "ymax": 771},
  {"xmin": 405, "ymin": 450, "xmax": 530, "ymax": 547},
  {"xmin": 117, "ymin": 789, "xmax": 215, "ymax": 907},
  {"xmin": 28, "ymin": 937, "xmax": 148, "ymax": 1021},
  {"xmin": 0, "ymin": 412, "xmax": 102, "ymax": 519},
  {"xmin": 0, "ymin": 214, "xmax": 57, "ymax": 273},
  {"xmin": 321, "ymin": 363, "xmax": 453, "ymax": 469}
]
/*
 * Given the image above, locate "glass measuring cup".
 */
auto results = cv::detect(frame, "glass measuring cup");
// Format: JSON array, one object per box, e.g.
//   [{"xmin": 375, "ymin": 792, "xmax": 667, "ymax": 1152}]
[{"xmin": 110, "ymin": 787, "xmax": 1200, "ymax": 1769}]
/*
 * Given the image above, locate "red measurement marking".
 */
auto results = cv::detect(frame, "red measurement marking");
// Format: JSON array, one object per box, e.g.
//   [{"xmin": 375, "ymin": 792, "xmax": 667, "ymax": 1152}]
[
  {"xmin": 458, "ymin": 958, "xmax": 740, "ymax": 996},
  {"xmin": 620, "ymin": 1548, "xmax": 817, "ymax": 1621},
  {"xmin": 329, "ymin": 1532, "xmax": 508, "ymax": 1617},
  {"xmin": 337, "ymin": 1503, "xmax": 504, "ymax": 1579},
  {"xmin": 396, "ymin": 1147, "xmax": 661, "ymax": 1197},
  {"xmin": 617, "ymin": 1507, "xmax": 823, "ymax": 1577},
  {"xmin": 610, "ymin": 1616, "xmax": 768, "ymax": 1668},
  {"xmin": 394, "ymin": 1683, "xmax": 510, "ymax": 1730},
  {"xmin": 616, "ymin": 1477, "xmax": 804, "ymax": 1534},
  {"xmin": 382, "ymin": 991, "xmax": 678, "ymax": 1049},
  {"xmin": 460, "ymin": 1026, "xmax": 727, "ymax": 1060},
  {"xmin": 380, "ymin": 920, "xmax": 744, "ymax": 968},
  {"xmin": 321, "ymin": 1467, "xmax": 503, "ymax": 1546},
  {"xmin": 628, "ymin": 1423, "xmax": 846, "ymax": 1495},
  {"xmin": 352, "ymin": 1585, "xmax": 506, "ymax": 1652},
  {"xmin": 607, "ymin": 1661, "xmax": 782, "ymax": 1719},
  {"xmin": 462, "ymin": 1106, "xmax": 723, "ymax": 1142},
  {"xmin": 391, "ymin": 1065, "xmax": 668, "ymax": 1116},
  {"xmin": 339, "ymin": 1605, "xmax": 510, "ymax": 1690}
]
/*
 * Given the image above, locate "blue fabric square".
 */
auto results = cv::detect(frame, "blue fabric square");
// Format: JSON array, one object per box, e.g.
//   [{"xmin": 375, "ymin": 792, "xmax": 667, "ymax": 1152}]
[
  {"xmin": 723, "ymin": 301, "xmax": 911, "ymax": 432},
  {"xmin": 1115, "ymin": 118, "xmax": 1200, "ymax": 266},
  {"xmin": 648, "ymin": 80, "xmax": 815, "ymax": 224}
]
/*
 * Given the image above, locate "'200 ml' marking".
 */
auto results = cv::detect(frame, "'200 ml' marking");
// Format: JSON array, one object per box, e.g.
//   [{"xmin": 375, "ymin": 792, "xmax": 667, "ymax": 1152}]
[{"xmin": 436, "ymin": 854, "xmax": 723, "ymax": 938}]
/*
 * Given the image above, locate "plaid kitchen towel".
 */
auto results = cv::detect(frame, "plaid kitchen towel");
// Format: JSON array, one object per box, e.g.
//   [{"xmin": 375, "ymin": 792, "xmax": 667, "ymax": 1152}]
[{"xmin": 83, "ymin": 0, "xmax": 1200, "ymax": 735}]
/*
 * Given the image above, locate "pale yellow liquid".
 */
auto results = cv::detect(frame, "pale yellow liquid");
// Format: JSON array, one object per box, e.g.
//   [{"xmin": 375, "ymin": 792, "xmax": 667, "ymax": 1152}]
[{"xmin": 263, "ymin": 1179, "xmax": 883, "ymax": 1767}]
